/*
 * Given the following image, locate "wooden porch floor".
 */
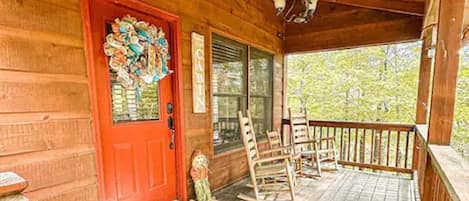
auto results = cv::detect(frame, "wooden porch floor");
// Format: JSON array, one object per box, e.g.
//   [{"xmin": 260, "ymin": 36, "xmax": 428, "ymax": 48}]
[{"xmin": 213, "ymin": 169, "xmax": 413, "ymax": 201}]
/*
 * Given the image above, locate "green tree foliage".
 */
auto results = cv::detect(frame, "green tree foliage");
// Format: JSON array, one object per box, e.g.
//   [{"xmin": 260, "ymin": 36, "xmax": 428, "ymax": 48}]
[
  {"xmin": 287, "ymin": 42, "xmax": 469, "ymax": 160},
  {"xmin": 287, "ymin": 42, "xmax": 421, "ymax": 123},
  {"xmin": 453, "ymin": 46, "xmax": 469, "ymax": 159}
]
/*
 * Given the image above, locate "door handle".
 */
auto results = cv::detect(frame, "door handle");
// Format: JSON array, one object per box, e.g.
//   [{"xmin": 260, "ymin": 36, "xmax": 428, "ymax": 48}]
[
  {"xmin": 169, "ymin": 128, "xmax": 175, "ymax": 150},
  {"xmin": 168, "ymin": 116, "xmax": 175, "ymax": 149}
]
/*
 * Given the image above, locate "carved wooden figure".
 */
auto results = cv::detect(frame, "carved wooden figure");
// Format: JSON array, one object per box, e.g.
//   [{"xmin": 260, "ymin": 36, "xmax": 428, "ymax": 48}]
[{"xmin": 190, "ymin": 150, "xmax": 215, "ymax": 201}]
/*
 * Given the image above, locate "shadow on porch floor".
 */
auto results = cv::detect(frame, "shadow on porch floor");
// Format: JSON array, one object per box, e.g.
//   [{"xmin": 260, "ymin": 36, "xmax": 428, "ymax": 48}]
[{"xmin": 213, "ymin": 169, "xmax": 413, "ymax": 201}]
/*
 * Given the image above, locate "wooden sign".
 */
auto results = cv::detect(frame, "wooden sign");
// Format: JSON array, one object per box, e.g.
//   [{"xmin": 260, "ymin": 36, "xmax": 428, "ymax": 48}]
[{"xmin": 191, "ymin": 32, "xmax": 206, "ymax": 113}]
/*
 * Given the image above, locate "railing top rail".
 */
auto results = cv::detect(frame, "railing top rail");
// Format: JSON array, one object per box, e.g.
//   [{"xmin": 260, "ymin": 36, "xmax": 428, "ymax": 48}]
[
  {"xmin": 427, "ymin": 145, "xmax": 469, "ymax": 201},
  {"xmin": 282, "ymin": 118, "xmax": 415, "ymax": 132}
]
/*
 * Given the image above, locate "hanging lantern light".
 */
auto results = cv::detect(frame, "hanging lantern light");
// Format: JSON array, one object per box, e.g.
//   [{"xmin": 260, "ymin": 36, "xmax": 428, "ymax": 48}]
[
  {"xmin": 274, "ymin": 0, "xmax": 319, "ymax": 24},
  {"xmin": 273, "ymin": 0, "xmax": 287, "ymax": 15}
]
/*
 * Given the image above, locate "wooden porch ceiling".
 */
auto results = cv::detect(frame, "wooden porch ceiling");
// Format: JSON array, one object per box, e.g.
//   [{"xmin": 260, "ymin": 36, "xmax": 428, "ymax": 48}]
[
  {"xmin": 284, "ymin": 1, "xmax": 425, "ymax": 53},
  {"xmin": 320, "ymin": 0, "xmax": 425, "ymax": 16}
]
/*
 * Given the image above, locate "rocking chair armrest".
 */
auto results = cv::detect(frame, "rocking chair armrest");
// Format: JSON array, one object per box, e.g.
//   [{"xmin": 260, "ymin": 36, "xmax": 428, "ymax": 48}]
[
  {"xmin": 254, "ymin": 154, "xmax": 291, "ymax": 164},
  {"xmin": 295, "ymin": 137, "xmax": 336, "ymax": 145},
  {"xmin": 260, "ymin": 146, "xmax": 293, "ymax": 155}
]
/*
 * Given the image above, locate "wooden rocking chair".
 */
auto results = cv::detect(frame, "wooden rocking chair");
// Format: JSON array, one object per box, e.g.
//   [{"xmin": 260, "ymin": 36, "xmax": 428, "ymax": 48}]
[
  {"xmin": 264, "ymin": 129, "xmax": 299, "ymax": 186},
  {"xmin": 288, "ymin": 108, "xmax": 339, "ymax": 177},
  {"xmin": 237, "ymin": 110, "xmax": 296, "ymax": 201}
]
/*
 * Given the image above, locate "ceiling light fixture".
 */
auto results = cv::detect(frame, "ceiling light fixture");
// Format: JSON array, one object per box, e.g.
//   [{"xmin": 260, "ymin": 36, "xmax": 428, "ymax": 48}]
[{"xmin": 273, "ymin": 0, "xmax": 319, "ymax": 23}]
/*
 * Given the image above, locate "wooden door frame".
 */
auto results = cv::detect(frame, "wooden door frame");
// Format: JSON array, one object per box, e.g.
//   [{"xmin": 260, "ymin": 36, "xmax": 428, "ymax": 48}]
[{"xmin": 80, "ymin": 0, "xmax": 187, "ymax": 200}]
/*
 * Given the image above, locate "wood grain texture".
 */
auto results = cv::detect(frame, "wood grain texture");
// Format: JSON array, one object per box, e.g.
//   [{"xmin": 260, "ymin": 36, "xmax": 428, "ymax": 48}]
[
  {"xmin": 0, "ymin": 0, "xmax": 96, "ymax": 200},
  {"xmin": 215, "ymin": 169, "xmax": 414, "ymax": 201},
  {"xmin": 286, "ymin": 4, "xmax": 411, "ymax": 36},
  {"xmin": 415, "ymin": 124, "xmax": 468, "ymax": 201},
  {"xmin": 25, "ymin": 177, "xmax": 98, "ymax": 201},
  {"xmin": 428, "ymin": 0, "xmax": 465, "ymax": 145},
  {"xmin": 320, "ymin": 0, "xmax": 425, "ymax": 16},
  {"xmin": 423, "ymin": 0, "xmax": 440, "ymax": 29},
  {"xmin": 464, "ymin": 25, "xmax": 469, "ymax": 45},
  {"xmin": 427, "ymin": 145, "xmax": 469, "ymax": 201},
  {"xmin": 0, "ymin": 82, "xmax": 90, "ymax": 113},
  {"xmin": 464, "ymin": 0, "xmax": 469, "ymax": 29},
  {"xmin": 0, "ymin": 119, "xmax": 92, "ymax": 157},
  {"xmin": 0, "ymin": 146, "xmax": 96, "ymax": 193},
  {"xmin": 130, "ymin": 0, "xmax": 285, "ymax": 198},
  {"xmin": 0, "ymin": 0, "xmax": 82, "ymax": 39},
  {"xmin": 285, "ymin": 10, "xmax": 423, "ymax": 53},
  {"xmin": 415, "ymin": 27, "xmax": 435, "ymax": 124},
  {"xmin": 0, "ymin": 35, "xmax": 86, "ymax": 75},
  {"xmin": 0, "ymin": 0, "xmax": 436, "ymax": 200}
]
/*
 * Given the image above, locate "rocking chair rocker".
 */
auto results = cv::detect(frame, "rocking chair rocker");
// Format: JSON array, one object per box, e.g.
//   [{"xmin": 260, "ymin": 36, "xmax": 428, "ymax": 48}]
[
  {"xmin": 288, "ymin": 108, "xmax": 339, "ymax": 177},
  {"xmin": 237, "ymin": 110, "xmax": 296, "ymax": 201}
]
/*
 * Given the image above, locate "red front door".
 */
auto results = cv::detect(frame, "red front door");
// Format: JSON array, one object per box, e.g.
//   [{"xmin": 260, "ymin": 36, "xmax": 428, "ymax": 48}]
[{"xmin": 88, "ymin": 1, "xmax": 177, "ymax": 200}]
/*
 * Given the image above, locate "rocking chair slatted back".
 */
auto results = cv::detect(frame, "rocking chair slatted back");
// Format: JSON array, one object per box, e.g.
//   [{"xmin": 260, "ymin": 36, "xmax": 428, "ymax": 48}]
[
  {"xmin": 289, "ymin": 109, "xmax": 312, "ymax": 154},
  {"xmin": 238, "ymin": 110, "xmax": 297, "ymax": 201},
  {"xmin": 238, "ymin": 110, "xmax": 260, "ymax": 166},
  {"xmin": 266, "ymin": 129, "xmax": 282, "ymax": 149},
  {"xmin": 266, "ymin": 129, "xmax": 284, "ymax": 156}
]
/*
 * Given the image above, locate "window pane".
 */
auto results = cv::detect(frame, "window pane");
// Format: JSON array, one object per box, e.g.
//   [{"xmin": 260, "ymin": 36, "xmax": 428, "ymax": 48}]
[
  {"xmin": 250, "ymin": 49, "xmax": 273, "ymax": 96},
  {"xmin": 111, "ymin": 73, "xmax": 160, "ymax": 123},
  {"xmin": 213, "ymin": 96, "xmax": 247, "ymax": 151},
  {"xmin": 212, "ymin": 35, "xmax": 246, "ymax": 94},
  {"xmin": 249, "ymin": 48, "xmax": 273, "ymax": 133},
  {"xmin": 250, "ymin": 97, "xmax": 273, "ymax": 133},
  {"xmin": 212, "ymin": 34, "xmax": 248, "ymax": 153}
]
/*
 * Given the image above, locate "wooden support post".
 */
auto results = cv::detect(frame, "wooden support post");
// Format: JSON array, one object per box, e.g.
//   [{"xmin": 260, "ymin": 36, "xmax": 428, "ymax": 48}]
[
  {"xmin": 427, "ymin": 0, "xmax": 465, "ymax": 145},
  {"xmin": 415, "ymin": 27, "xmax": 435, "ymax": 124},
  {"xmin": 464, "ymin": 26, "xmax": 469, "ymax": 45}
]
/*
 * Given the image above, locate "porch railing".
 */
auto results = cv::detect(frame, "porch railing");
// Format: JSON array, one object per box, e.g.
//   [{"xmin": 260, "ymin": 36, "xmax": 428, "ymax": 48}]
[
  {"xmin": 282, "ymin": 119, "xmax": 416, "ymax": 174},
  {"xmin": 414, "ymin": 125, "xmax": 469, "ymax": 201}
]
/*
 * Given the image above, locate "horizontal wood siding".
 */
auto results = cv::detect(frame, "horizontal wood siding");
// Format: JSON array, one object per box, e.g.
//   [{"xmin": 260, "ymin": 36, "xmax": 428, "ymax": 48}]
[
  {"xmin": 140, "ymin": 0, "xmax": 285, "ymax": 197},
  {"xmin": 1, "ymin": 0, "xmax": 284, "ymax": 200},
  {"xmin": 0, "ymin": 0, "xmax": 97, "ymax": 200}
]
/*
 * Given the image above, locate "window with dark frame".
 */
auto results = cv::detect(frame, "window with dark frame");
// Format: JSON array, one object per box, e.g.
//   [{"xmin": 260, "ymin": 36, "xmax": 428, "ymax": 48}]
[
  {"xmin": 211, "ymin": 34, "xmax": 274, "ymax": 153},
  {"xmin": 249, "ymin": 48, "xmax": 274, "ymax": 137}
]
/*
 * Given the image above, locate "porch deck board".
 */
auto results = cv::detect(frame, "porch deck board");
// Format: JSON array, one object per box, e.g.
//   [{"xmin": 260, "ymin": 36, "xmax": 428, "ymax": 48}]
[{"xmin": 213, "ymin": 169, "xmax": 412, "ymax": 201}]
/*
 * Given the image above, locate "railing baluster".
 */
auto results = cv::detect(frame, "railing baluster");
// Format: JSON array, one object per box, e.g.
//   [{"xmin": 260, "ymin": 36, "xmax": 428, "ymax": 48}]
[
  {"xmin": 312, "ymin": 125, "xmax": 316, "ymax": 140},
  {"xmin": 360, "ymin": 128, "xmax": 366, "ymax": 164},
  {"xmin": 404, "ymin": 131, "xmax": 410, "ymax": 169},
  {"xmin": 387, "ymin": 130, "xmax": 391, "ymax": 167},
  {"xmin": 319, "ymin": 126, "xmax": 323, "ymax": 150},
  {"xmin": 339, "ymin": 128, "xmax": 344, "ymax": 160},
  {"xmin": 377, "ymin": 130, "xmax": 382, "ymax": 166},
  {"xmin": 347, "ymin": 128, "xmax": 352, "ymax": 161},
  {"xmin": 370, "ymin": 129, "xmax": 375, "ymax": 164},
  {"xmin": 282, "ymin": 119, "xmax": 415, "ymax": 173},
  {"xmin": 396, "ymin": 131, "xmax": 401, "ymax": 167},
  {"xmin": 327, "ymin": 127, "xmax": 330, "ymax": 149},
  {"xmin": 354, "ymin": 128, "xmax": 359, "ymax": 163}
]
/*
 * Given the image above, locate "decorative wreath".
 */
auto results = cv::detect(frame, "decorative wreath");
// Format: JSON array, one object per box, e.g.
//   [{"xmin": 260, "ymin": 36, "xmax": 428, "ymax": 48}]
[{"xmin": 103, "ymin": 15, "xmax": 171, "ymax": 92}]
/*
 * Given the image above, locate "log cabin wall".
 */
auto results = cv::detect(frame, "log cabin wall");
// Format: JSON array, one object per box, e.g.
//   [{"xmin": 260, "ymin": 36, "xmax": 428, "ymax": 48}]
[
  {"xmin": 136, "ymin": 0, "xmax": 285, "ymax": 196},
  {"xmin": 0, "ymin": 0, "xmax": 98, "ymax": 201},
  {"xmin": 0, "ymin": 0, "xmax": 285, "ymax": 200}
]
